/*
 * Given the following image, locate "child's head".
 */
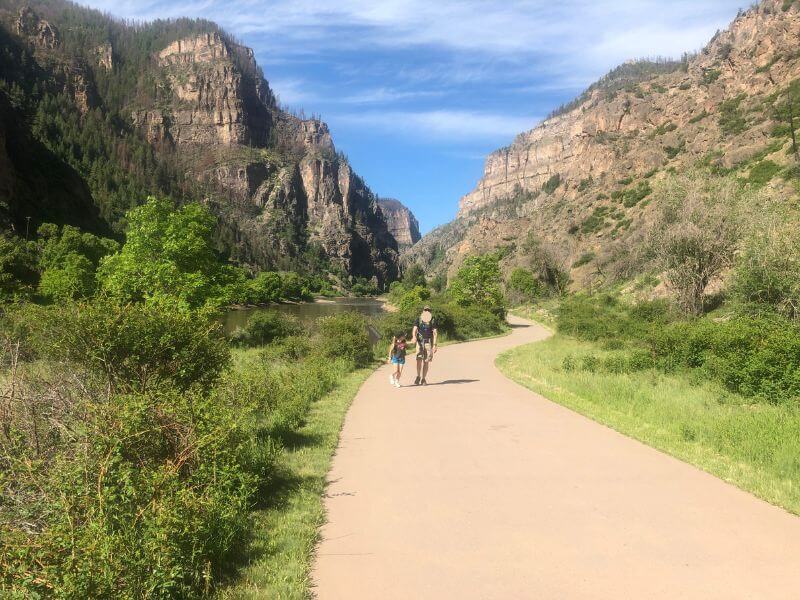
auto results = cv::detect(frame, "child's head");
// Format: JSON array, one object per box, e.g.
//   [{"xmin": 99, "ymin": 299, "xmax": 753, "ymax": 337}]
[{"xmin": 396, "ymin": 332, "xmax": 406, "ymax": 342}]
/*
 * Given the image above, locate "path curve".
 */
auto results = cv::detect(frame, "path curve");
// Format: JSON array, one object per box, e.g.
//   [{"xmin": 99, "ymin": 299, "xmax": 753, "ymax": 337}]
[{"xmin": 312, "ymin": 315, "xmax": 800, "ymax": 599}]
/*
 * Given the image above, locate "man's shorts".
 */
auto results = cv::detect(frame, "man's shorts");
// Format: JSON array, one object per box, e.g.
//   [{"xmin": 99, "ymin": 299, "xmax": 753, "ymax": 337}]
[{"xmin": 416, "ymin": 340, "xmax": 433, "ymax": 362}]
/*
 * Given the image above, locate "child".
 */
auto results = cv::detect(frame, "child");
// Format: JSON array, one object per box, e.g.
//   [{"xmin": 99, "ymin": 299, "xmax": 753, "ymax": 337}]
[{"xmin": 387, "ymin": 332, "xmax": 410, "ymax": 388}]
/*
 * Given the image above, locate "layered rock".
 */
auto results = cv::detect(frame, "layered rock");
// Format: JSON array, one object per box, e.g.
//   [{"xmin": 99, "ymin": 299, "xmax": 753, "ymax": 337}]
[
  {"xmin": 377, "ymin": 198, "xmax": 421, "ymax": 250},
  {"xmin": 410, "ymin": 0, "xmax": 800, "ymax": 284}
]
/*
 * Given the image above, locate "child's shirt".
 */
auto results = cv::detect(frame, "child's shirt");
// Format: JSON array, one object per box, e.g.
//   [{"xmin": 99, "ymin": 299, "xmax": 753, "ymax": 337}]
[{"xmin": 392, "ymin": 340, "xmax": 407, "ymax": 359}]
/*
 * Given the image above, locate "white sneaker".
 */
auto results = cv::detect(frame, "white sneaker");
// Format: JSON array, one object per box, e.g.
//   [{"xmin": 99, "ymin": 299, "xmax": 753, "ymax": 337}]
[
  {"xmin": 394, "ymin": 380, "xmax": 401, "ymax": 388},
  {"xmin": 389, "ymin": 374, "xmax": 396, "ymax": 385}
]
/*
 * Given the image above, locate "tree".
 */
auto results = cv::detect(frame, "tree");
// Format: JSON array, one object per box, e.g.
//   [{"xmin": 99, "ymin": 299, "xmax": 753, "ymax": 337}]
[
  {"xmin": 733, "ymin": 208, "xmax": 800, "ymax": 319},
  {"xmin": 506, "ymin": 267, "xmax": 542, "ymax": 305},
  {"xmin": 650, "ymin": 173, "xmax": 742, "ymax": 315},
  {"xmin": 521, "ymin": 232, "xmax": 570, "ymax": 295},
  {"xmin": 448, "ymin": 254, "xmax": 505, "ymax": 317},
  {"xmin": 773, "ymin": 80, "xmax": 800, "ymax": 162},
  {"xmin": 98, "ymin": 197, "xmax": 229, "ymax": 308},
  {"xmin": 38, "ymin": 253, "xmax": 96, "ymax": 302},
  {"xmin": 402, "ymin": 264, "xmax": 426, "ymax": 288}
]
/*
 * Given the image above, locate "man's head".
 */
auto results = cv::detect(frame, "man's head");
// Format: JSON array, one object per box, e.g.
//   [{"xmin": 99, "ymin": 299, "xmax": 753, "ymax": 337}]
[{"xmin": 420, "ymin": 306, "xmax": 432, "ymax": 324}]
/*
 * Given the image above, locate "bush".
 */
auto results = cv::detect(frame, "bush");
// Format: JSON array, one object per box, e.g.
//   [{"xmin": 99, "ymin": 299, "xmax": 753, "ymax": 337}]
[
  {"xmin": 647, "ymin": 316, "xmax": 800, "ymax": 403},
  {"xmin": 542, "ymin": 174, "xmax": 561, "ymax": 194},
  {"xmin": 37, "ymin": 252, "xmax": 96, "ymax": 301},
  {"xmin": 397, "ymin": 285, "xmax": 431, "ymax": 311},
  {"xmin": 557, "ymin": 294, "xmax": 675, "ymax": 342},
  {"xmin": 733, "ymin": 220, "xmax": 800, "ymax": 318},
  {"xmin": 506, "ymin": 267, "xmax": 542, "ymax": 304},
  {"xmin": 315, "ymin": 312, "xmax": 373, "ymax": 368},
  {"xmin": 238, "ymin": 310, "xmax": 303, "ymax": 347},
  {"xmin": 11, "ymin": 300, "xmax": 229, "ymax": 392},
  {"xmin": 0, "ymin": 350, "xmax": 256, "ymax": 598},
  {"xmin": 248, "ymin": 271, "xmax": 283, "ymax": 304}
]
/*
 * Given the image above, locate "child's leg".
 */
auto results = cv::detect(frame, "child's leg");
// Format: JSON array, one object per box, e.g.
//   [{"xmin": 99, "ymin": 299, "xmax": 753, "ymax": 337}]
[{"xmin": 396, "ymin": 363, "xmax": 404, "ymax": 380}]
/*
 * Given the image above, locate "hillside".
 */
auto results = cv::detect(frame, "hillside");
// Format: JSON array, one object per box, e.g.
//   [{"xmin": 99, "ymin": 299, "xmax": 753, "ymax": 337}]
[
  {"xmin": 0, "ymin": 0, "xmax": 409, "ymax": 287},
  {"xmin": 406, "ymin": 0, "xmax": 800, "ymax": 286},
  {"xmin": 376, "ymin": 197, "xmax": 421, "ymax": 251}
]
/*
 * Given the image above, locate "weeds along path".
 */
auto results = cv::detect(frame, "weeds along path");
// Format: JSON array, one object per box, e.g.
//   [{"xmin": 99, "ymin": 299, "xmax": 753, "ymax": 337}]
[{"xmin": 312, "ymin": 315, "xmax": 800, "ymax": 599}]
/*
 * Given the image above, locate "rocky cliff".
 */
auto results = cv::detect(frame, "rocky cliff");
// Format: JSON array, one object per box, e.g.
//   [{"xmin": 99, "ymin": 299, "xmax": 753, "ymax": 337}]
[
  {"xmin": 408, "ymin": 0, "xmax": 800, "ymax": 285},
  {"xmin": 0, "ymin": 2, "xmax": 401, "ymax": 287},
  {"xmin": 377, "ymin": 198, "xmax": 421, "ymax": 250}
]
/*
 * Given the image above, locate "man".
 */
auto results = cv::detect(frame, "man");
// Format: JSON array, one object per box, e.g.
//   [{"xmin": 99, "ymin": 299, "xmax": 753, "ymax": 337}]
[{"xmin": 412, "ymin": 305, "xmax": 438, "ymax": 385}]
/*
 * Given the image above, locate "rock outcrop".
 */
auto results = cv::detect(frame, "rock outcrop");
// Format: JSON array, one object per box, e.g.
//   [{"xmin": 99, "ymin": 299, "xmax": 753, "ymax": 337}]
[
  {"xmin": 408, "ymin": 0, "xmax": 800, "ymax": 284},
  {"xmin": 377, "ymin": 198, "xmax": 421, "ymax": 250}
]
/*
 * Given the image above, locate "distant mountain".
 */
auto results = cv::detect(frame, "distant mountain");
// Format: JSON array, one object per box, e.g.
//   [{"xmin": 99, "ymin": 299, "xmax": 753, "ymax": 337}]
[
  {"xmin": 377, "ymin": 198, "xmax": 420, "ymax": 251},
  {"xmin": 407, "ymin": 0, "xmax": 800, "ymax": 285},
  {"xmin": 0, "ymin": 0, "xmax": 400, "ymax": 286}
]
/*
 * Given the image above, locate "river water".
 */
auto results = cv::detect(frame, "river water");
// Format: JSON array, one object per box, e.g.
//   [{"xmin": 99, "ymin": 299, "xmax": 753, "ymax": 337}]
[{"xmin": 221, "ymin": 297, "xmax": 387, "ymax": 336}]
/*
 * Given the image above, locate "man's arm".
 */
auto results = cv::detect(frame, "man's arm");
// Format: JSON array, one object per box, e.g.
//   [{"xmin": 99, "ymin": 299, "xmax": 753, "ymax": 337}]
[{"xmin": 411, "ymin": 325, "xmax": 419, "ymax": 345}]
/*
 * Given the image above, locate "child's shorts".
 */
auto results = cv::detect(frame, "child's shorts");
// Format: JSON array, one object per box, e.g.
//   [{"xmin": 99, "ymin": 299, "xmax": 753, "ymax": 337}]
[{"xmin": 391, "ymin": 356, "xmax": 405, "ymax": 365}]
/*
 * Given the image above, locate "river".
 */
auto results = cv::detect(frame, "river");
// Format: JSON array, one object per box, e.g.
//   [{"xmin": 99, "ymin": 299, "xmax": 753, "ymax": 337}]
[{"xmin": 222, "ymin": 297, "xmax": 387, "ymax": 336}]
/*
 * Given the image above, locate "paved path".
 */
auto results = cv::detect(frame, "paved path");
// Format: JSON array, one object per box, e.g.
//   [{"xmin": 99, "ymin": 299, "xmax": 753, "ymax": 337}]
[{"xmin": 312, "ymin": 315, "xmax": 800, "ymax": 599}]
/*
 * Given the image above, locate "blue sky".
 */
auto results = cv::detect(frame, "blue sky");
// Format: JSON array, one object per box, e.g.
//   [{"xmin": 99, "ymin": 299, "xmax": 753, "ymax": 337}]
[{"xmin": 81, "ymin": 0, "xmax": 745, "ymax": 232}]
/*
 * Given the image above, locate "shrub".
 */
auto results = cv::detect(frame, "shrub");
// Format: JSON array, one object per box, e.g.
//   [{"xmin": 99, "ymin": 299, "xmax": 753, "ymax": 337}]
[
  {"xmin": 397, "ymin": 285, "xmax": 431, "ymax": 311},
  {"xmin": 542, "ymin": 174, "xmax": 562, "ymax": 195},
  {"xmin": 239, "ymin": 310, "xmax": 303, "ymax": 347},
  {"xmin": 506, "ymin": 267, "xmax": 542, "ymax": 304},
  {"xmin": 37, "ymin": 252, "xmax": 96, "ymax": 301},
  {"xmin": 648, "ymin": 316, "xmax": 800, "ymax": 403},
  {"xmin": 248, "ymin": 271, "xmax": 283, "ymax": 304},
  {"xmin": 746, "ymin": 160, "xmax": 782, "ymax": 187},
  {"xmin": 572, "ymin": 252, "xmax": 596, "ymax": 268},
  {"xmin": 11, "ymin": 299, "xmax": 229, "ymax": 392},
  {"xmin": 315, "ymin": 312, "xmax": 373, "ymax": 368},
  {"xmin": 718, "ymin": 94, "xmax": 748, "ymax": 136},
  {"xmin": 733, "ymin": 219, "xmax": 800, "ymax": 318},
  {"xmin": 0, "ymin": 360, "xmax": 256, "ymax": 598}
]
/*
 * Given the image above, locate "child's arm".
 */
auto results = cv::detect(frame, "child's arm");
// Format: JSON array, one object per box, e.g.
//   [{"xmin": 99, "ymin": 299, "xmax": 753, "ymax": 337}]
[{"xmin": 387, "ymin": 337, "xmax": 396, "ymax": 363}]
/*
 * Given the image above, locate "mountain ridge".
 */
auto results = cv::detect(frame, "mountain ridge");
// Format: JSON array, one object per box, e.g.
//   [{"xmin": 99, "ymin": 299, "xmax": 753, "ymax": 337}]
[
  {"xmin": 0, "ymin": 0, "xmax": 414, "ymax": 287},
  {"xmin": 406, "ymin": 0, "xmax": 800, "ymax": 286}
]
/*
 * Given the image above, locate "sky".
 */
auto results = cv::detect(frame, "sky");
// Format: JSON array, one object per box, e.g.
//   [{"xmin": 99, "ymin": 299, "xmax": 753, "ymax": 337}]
[{"xmin": 80, "ymin": 0, "xmax": 746, "ymax": 233}]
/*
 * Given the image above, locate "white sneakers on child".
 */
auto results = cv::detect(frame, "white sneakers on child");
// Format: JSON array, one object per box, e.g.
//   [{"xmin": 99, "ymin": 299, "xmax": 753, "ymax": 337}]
[{"xmin": 389, "ymin": 374, "xmax": 401, "ymax": 388}]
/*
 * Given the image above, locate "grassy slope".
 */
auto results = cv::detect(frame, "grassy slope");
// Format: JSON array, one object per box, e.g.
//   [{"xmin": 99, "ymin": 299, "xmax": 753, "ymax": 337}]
[
  {"xmin": 219, "ymin": 367, "xmax": 373, "ymax": 599},
  {"xmin": 496, "ymin": 333, "xmax": 800, "ymax": 515}
]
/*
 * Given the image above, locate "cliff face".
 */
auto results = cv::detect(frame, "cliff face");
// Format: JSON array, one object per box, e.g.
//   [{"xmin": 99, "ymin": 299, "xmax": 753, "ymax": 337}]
[
  {"xmin": 408, "ymin": 0, "xmax": 800, "ymax": 284},
  {"xmin": 376, "ymin": 198, "xmax": 421, "ymax": 250},
  {"xmin": 135, "ymin": 30, "xmax": 399, "ymax": 285},
  {"xmin": 0, "ymin": 4, "xmax": 401, "ymax": 286}
]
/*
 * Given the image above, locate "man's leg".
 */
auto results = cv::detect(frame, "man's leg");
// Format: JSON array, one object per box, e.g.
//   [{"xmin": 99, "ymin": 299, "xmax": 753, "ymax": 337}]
[
  {"xmin": 415, "ymin": 357, "xmax": 423, "ymax": 384},
  {"xmin": 422, "ymin": 359, "xmax": 429, "ymax": 382}
]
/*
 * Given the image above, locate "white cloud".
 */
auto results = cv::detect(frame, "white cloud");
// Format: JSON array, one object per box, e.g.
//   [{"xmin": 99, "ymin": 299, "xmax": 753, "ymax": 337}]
[{"xmin": 336, "ymin": 109, "xmax": 540, "ymax": 142}]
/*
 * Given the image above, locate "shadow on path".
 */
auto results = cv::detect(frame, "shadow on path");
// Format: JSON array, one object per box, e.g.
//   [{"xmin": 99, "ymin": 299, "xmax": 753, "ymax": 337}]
[{"xmin": 425, "ymin": 379, "xmax": 479, "ymax": 386}]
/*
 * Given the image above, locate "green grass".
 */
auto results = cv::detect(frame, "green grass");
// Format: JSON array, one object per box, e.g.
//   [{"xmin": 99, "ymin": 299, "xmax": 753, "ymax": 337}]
[
  {"xmin": 496, "ymin": 334, "xmax": 800, "ymax": 515},
  {"xmin": 218, "ymin": 367, "xmax": 373, "ymax": 599}
]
